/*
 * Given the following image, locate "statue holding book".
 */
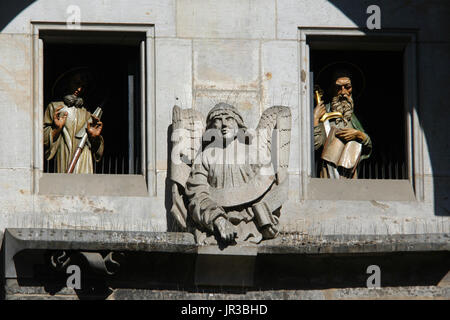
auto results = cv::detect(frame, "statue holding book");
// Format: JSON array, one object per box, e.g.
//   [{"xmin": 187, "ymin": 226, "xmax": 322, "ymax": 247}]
[{"xmin": 313, "ymin": 63, "xmax": 372, "ymax": 179}]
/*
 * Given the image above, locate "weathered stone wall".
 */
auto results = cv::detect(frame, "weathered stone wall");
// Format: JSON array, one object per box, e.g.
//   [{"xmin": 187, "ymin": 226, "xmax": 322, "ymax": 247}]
[
  {"xmin": 0, "ymin": 0, "xmax": 449, "ymax": 236},
  {"xmin": 5, "ymin": 282, "xmax": 449, "ymax": 300}
]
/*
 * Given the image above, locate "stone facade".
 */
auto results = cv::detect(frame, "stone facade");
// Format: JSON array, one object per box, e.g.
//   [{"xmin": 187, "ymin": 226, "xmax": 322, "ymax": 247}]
[{"xmin": 0, "ymin": 0, "xmax": 449, "ymax": 299}]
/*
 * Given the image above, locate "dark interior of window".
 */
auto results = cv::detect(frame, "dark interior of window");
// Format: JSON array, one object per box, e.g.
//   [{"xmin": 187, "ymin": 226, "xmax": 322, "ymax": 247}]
[
  {"xmin": 311, "ymin": 49, "xmax": 407, "ymax": 179},
  {"xmin": 42, "ymin": 35, "xmax": 142, "ymax": 174}
]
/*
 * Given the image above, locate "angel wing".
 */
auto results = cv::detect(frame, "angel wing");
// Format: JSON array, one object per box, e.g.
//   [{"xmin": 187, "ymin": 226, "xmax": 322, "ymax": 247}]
[
  {"xmin": 256, "ymin": 106, "xmax": 292, "ymax": 185},
  {"xmin": 169, "ymin": 105, "xmax": 205, "ymax": 231}
]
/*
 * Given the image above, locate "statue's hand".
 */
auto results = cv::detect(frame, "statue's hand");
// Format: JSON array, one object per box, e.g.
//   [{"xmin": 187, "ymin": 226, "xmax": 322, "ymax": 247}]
[
  {"xmin": 335, "ymin": 128, "xmax": 366, "ymax": 143},
  {"xmin": 214, "ymin": 216, "xmax": 237, "ymax": 243},
  {"xmin": 313, "ymin": 101, "xmax": 326, "ymax": 126},
  {"xmin": 87, "ymin": 115, "xmax": 103, "ymax": 139},
  {"xmin": 51, "ymin": 105, "xmax": 67, "ymax": 140},
  {"xmin": 53, "ymin": 105, "xmax": 68, "ymax": 130}
]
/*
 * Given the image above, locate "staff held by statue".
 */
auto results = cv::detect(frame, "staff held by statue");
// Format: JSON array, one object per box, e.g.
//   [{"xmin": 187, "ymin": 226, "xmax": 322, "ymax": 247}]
[{"xmin": 67, "ymin": 107, "xmax": 103, "ymax": 173}]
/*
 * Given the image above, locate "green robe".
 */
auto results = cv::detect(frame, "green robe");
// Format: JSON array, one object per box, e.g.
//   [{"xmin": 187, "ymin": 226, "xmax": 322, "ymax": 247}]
[
  {"xmin": 43, "ymin": 101, "xmax": 104, "ymax": 174},
  {"xmin": 313, "ymin": 103, "xmax": 372, "ymax": 178}
]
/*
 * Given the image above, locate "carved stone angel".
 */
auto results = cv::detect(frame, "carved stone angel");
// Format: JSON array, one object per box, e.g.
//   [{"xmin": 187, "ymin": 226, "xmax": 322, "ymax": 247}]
[{"xmin": 170, "ymin": 102, "xmax": 291, "ymax": 245}]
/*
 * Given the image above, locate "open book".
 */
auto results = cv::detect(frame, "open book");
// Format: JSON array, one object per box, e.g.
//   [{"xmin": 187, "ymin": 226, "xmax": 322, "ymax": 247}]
[{"xmin": 321, "ymin": 126, "xmax": 362, "ymax": 170}]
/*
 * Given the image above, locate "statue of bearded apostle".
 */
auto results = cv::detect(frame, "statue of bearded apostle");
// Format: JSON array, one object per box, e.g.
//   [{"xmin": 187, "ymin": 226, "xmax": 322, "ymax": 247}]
[
  {"xmin": 170, "ymin": 103, "xmax": 291, "ymax": 246},
  {"xmin": 313, "ymin": 68, "xmax": 372, "ymax": 178},
  {"xmin": 43, "ymin": 68, "xmax": 104, "ymax": 173}
]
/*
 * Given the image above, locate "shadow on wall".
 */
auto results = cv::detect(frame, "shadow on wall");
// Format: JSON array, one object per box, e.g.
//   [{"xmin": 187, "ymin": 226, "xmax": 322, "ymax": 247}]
[
  {"xmin": 327, "ymin": 0, "xmax": 450, "ymax": 216},
  {"xmin": 0, "ymin": 0, "xmax": 36, "ymax": 32}
]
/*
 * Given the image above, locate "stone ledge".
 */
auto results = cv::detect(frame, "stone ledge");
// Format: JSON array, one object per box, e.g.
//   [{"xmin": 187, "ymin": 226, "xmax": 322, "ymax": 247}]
[
  {"xmin": 38, "ymin": 174, "xmax": 149, "ymax": 197},
  {"xmin": 107, "ymin": 285, "xmax": 450, "ymax": 300},
  {"xmin": 4, "ymin": 228, "xmax": 196, "ymax": 252},
  {"xmin": 5, "ymin": 282, "xmax": 449, "ymax": 300},
  {"xmin": 3, "ymin": 228, "xmax": 449, "ymax": 256},
  {"xmin": 260, "ymin": 233, "xmax": 450, "ymax": 254}
]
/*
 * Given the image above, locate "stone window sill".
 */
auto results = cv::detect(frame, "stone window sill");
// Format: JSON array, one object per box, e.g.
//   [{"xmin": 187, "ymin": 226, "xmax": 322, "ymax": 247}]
[
  {"xmin": 307, "ymin": 178, "xmax": 416, "ymax": 201},
  {"xmin": 38, "ymin": 173, "xmax": 148, "ymax": 197}
]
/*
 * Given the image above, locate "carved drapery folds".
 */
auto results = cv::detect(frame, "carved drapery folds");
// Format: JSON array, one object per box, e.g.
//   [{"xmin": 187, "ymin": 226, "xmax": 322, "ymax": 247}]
[{"xmin": 169, "ymin": 103, "xmax": 291, "ymax": 245}]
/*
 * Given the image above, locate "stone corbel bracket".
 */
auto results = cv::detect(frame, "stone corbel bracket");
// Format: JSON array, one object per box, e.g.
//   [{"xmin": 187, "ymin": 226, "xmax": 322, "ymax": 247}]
[
  {"xmin": 49, "ymin": 250, "xmax": 124, "ymax": 276},
  {"xmin": 3, "ymin": 228, "xmax": 196, "ymax": 279}
]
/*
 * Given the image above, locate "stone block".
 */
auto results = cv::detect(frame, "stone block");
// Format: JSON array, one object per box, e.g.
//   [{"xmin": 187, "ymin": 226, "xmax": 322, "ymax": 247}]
[
  {"xmin": 30, "ymin": 194, "xmax": 168, "ymax": 232},
  {"xmin": 1, "ymin": 0, "xmax": 176, "ymax": 37},
  {"xmin": 417, "ymin": 43, "xmax": 450, "ymax": 176},
  {"xmin": 288, "ymin": 173, "xmax": 300, "ymax": 200},
  {"xmin": 195, "ymin": 245, "xmax": 257, "ymax": 287},
  {"xmin": 261, "ymin": 40, "xmax": 299, "ymax": 170},
  {"xmin": 0, "ymin": 168, "xmax": 32, "ymax": 198},
  {"xmin": 156, "ymin": 170, "xmax": 168, "ymax": 198},
  {"xmin": 276, "ymin": 0, "xmax": 357, "ymax": 40},
  {"xmin": 261, "ymin": 41, "xmax": 299, "ymax": 108},
  {"xmin": 155, "ymin": 38, "xmax": 192, "ymax": 170},
  {"xmin": 194, "ymin": 90, "xmax": 261, "ymax": 128},
  {"xmin": 38, "ymin": 174, "xmax": 148, "ymax": 197},
  {"xmin": 0, "ymin": 168, "xmax": 33, "ymax": 221},
  {"xmin": 193, "ymin": 40, "xmax": 259, "ymax": 91},
  {"xmin": 0, "ymin": 34, "xmax": 32, "ymax": 169},
  {"xmin": 176, "ymin": 0, "xmax": 275, "ymax": 39},
  {"xmin": 307, "ymin": 178, "xmax": 416, "ymax": 201}
]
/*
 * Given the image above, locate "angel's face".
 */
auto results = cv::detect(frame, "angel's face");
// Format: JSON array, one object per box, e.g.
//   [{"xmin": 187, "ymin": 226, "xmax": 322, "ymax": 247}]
[{"xmin": 212, "ymin": 115, "xmax": 239, "ymax": 140}]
